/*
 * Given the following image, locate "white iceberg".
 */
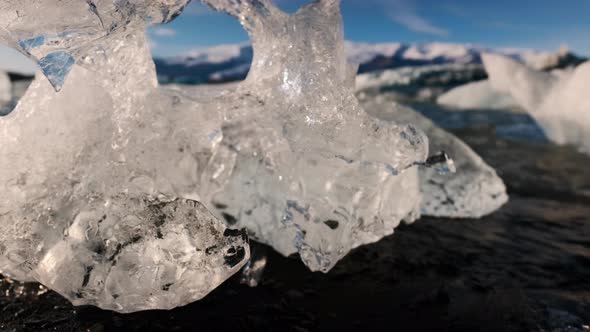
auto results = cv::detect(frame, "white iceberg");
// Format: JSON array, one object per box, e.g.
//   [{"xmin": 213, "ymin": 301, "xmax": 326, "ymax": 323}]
[
  {"xmin": 437, "ymin": 80, "xmax": 520, "ymax": 111},
  {"xmin": 482, "ymin": 53, "xmax": 590, "ymax": 154}
]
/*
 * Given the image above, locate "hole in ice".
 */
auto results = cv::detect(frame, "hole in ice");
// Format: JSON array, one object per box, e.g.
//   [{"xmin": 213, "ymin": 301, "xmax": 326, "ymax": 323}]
[
  {"xmin": 149, "ymin": 2, "xmax": 251, "ymax": 85},
  {"xmin": 0, "ymin": 45, "xmax": 36, "ymax": 116}
]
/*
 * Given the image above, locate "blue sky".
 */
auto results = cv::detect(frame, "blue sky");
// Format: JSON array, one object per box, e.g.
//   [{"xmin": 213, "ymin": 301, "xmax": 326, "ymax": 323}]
[
  {"xmin": 148, "ymin": 0, "xmax": 590, "ymax": 57},
  {"xmin": 1, "ymin": 0, "xmax": 589, "ymax": 74}
]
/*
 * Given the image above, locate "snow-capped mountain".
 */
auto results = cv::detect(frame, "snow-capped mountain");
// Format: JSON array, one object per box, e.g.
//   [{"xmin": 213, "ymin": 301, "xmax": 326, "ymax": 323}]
[
  {"xmin": 155, "ymin": 41, "xmax": 584, "ymax": 84},
  {"xmin": 155, "ymin": 43, "xmax": 252, "ymax": 84}
]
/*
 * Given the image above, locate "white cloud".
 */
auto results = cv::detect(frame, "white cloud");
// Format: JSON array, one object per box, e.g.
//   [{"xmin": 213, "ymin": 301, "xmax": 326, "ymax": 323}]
[
  {"xmin": 152, "ymin": 27, "xmax": 176, "ymax": 37},
  {"xmin": 379, "ymin": 0, "xmax": 450, "ymax": 37},
  {"xmin": 388, "ymin": 12, "xmax": 449, "ymax": 37}
]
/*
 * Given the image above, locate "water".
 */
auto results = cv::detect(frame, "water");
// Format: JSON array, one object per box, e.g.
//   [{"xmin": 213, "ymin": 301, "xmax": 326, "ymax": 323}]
[{"xmin": 408, "ymin": 101, "xmax": 549, "ymax": 144}]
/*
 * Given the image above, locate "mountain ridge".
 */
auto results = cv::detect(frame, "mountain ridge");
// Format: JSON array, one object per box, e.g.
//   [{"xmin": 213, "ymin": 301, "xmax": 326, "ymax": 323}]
[{"xmin": 155, "ymin": 41, "xmax": 585, "ymax": 84}]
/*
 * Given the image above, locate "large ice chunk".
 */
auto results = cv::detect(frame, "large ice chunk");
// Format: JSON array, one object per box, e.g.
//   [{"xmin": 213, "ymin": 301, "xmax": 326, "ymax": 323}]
[
  {"xmin": 437, "ymin": 80, "xmax": 521, "ymax": 111},
  {"xmin": 482, "ymin": 54, "xmax": 590, "ymax": 154},
  {"xmin": 200, "ymin": 0, "xmax": 429, "ymax": 272},
  {"xmin": 1, "ymin": 2, "xmax": 429, "ymax": 310},
  {"xmin": 360, "ymin": 95, "xmax": 508, "ymax": 218},
  {"xmin": 0, "ymin": 2, "xmax": 250, "ymax": 313}
]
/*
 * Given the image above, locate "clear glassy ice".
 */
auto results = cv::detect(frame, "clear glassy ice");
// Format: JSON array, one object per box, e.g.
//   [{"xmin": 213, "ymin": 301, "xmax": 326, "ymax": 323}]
[
  {"xmin": 0, "ymin": 0, "xmax": 507, "ymax": 312},
  {"xmin": 0, "ymin": 0, "xmax": 249, "ymax": 313},
  {"xmin": 200, "ymin": 0, "xmax": 430, "ymax": 272}
]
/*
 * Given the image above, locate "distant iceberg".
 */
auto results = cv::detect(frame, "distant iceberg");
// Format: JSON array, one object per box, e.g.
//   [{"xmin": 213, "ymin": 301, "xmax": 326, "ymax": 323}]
[
  {"xmin": 482, "ymin": 53, "xmax": 590, "ymax": 154},
  {"xmin": 437, "ymin": 79, "xmax": 520, "ymax": 111},
  {"xmin": 355, "ymin": 63, "xmax": 483, "ymax": 91}
]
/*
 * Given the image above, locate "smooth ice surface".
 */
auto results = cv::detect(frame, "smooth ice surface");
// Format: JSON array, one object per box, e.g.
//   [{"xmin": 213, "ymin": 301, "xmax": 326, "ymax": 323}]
[
  {"xmin": 482, "ymin": 54, "xmax": 590, "ymax": 154},
  {"xmin": 437, "ymin": 80, "xmax": 521, "ymax": 111},
  {"xmin": 360, "ymin": 95, "xmax": 508, "ymax": 218}
]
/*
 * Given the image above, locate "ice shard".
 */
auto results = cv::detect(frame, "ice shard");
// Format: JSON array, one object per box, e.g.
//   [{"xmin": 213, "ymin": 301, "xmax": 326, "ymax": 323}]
[{"xmin": 482, "ymin": 54, "xmax": 590, "ymax": 155}]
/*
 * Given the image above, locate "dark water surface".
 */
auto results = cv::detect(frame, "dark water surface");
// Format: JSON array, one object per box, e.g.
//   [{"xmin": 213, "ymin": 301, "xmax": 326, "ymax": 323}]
[{"xmin": 1, "ymin": 103, "xmax": 589, "ymax": 331}]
